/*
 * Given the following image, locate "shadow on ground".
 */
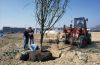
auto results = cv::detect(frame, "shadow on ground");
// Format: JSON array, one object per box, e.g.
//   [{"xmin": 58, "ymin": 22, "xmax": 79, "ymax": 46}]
[{"xmin": 42, "ymin": 46, "xmax": 51, "ymax": 50}]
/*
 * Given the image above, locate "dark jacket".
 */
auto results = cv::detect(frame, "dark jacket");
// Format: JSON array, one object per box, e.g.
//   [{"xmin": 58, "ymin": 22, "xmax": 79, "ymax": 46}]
[
  {"xmin": 29, "ymin": 30, "xmax": 34, "ymax": 39},
  {"xmin": 24, "ymin": 30, "xmax": 29, "ymax": 38}
]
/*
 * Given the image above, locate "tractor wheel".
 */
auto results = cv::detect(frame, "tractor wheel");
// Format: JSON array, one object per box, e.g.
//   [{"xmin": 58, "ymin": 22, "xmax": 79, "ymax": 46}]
[
  {"xmin": 78, "ymin": 35, "xmax": 87, "ymax": 48},
  {"xmin": 87, "ymin": 33, "xmax": 92, "ymax": 44}
]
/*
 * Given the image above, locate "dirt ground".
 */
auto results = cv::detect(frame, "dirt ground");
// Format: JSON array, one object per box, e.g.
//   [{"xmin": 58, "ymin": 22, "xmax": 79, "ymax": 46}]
[
  {"xmin": 91, "ymin": 32, "xmax": 100, "ymax": 41},
  {"xmin": 0, "ymin": 32, "xmax": 100, "ymax": 65}
]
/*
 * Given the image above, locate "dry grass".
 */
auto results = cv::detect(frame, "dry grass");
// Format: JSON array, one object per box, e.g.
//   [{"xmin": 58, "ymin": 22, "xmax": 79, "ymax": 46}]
[
  {"xmin": 0, "ymin": 32, "xmax": 100, "ymax": 49},
  {"xmin": 91, "ymin": 32, "xmax": 100, "ymax": 42}
]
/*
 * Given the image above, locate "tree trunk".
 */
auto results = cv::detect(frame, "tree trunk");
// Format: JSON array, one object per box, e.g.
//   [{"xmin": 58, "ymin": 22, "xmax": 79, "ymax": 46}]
[
  {"xmin": 40, "ymin": 29, "xmax": 44, "ymax": 52},
  {"xmin": 40, "ymin": 0, "xmax": 45, "ymax": 52}
]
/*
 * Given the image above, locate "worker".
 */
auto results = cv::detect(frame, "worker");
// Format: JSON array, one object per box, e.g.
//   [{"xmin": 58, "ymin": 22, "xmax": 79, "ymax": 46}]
[
  {"xmin": 28, "ymin": 27, "xmax": 34, "ymax": 44},
  {"xmin": 23, "ymin": 29, "xmax": 29, "ymax": 49}
]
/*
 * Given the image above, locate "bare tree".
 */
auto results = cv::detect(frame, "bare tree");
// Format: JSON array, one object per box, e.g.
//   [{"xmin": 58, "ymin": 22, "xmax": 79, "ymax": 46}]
[{"xmin": 35, "ymin": 0, "xmax": 69, "ymax": 51}]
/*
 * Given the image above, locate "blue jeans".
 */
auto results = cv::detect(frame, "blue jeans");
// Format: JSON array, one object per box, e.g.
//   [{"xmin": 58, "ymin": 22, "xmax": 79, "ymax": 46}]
[
  {"xmin": 30, "ymin": 44, "xmax": 39, "ymax": 51},
  {"xmin": 24, "ymin": 37, "xmax": 29, "ymax": 49},
  {"xmin": 29, "ymin": 38, "xmax": 34, "ymax": 44}
]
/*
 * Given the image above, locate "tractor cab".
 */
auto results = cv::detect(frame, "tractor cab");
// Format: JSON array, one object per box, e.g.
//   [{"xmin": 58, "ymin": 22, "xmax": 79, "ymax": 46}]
[
  {"xmin": 74, "ymin": 17, "xmax": 88, "ymax": 28},
  {"xmin": 73, "ymin": 17, "xmax": 88, "ymax": 37}
]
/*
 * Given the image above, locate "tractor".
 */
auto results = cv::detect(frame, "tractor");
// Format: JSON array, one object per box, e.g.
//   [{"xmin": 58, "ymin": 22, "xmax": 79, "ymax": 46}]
[{"xmin": 63, "ymin": 17, "xmax": 91, "ymax": 48}]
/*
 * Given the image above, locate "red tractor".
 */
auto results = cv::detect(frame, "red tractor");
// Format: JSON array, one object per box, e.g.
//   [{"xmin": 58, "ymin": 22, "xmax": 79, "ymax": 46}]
[{"xmin": 63, "ymin": 17, "xmax": 91, "ymax": 48}]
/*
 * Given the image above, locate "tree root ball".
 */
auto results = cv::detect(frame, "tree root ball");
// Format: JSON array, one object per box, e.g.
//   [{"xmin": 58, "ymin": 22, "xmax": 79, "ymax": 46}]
[
  {"xmin": 20, "ymin": 51, "xmax": 29, "ymax": 61},
  {"xmin": 20, "ymin": 50, "xmax": 55, "ymax": 62}
]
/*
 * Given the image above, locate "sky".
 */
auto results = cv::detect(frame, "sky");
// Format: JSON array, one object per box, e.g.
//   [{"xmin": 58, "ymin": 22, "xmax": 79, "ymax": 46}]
[{"xmin": 0, "ymin": 0, "xmax": 100, "ymax": 30}]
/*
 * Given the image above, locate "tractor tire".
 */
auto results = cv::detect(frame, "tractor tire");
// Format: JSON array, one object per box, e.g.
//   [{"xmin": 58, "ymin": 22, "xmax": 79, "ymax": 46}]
[
  {"xmin": 87, "ymin": 33, "xmax": 92, "ymax": 44},
  {"xmin": 78, "ymin": 35, "xmax": 87, "ymax": 48}
]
